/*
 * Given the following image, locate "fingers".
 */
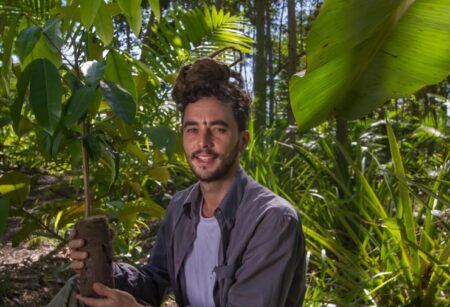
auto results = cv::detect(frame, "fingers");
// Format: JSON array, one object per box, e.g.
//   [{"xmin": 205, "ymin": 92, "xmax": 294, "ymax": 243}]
[
  {"xmin": 70, "ymin": 249, "xmax": 88, "ymax": 260},
  {"xmin": 93, "ymin": 283, "xmax": 114, "ymax": 297},
  {"xmin": 68, "ymin": 238, "xmax": 85, "ymax": 249},
  {"xmin": 70, "ymin": 260, "xmax": 84, "ymax": 270},
  {"xmin": 77, "ymin": 285, "xmax": 142, "ymax": 307},
  {"xmin": 68, "ymin": 230, "xmax": 87, "ymax": 272},
  {"xmin": 76, "ymin": 295, "xmax": 107, "ymax": 307}
]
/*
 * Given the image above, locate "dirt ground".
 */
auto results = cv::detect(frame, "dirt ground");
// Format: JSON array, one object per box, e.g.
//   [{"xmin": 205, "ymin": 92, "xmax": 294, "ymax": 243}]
[
  {"xmin": 0, "ymin": 168, "xmax": 75, "ymax": 306},
  {"xmin": 0, "ymin": 240, "xmax": 72, "ymax": 306}
]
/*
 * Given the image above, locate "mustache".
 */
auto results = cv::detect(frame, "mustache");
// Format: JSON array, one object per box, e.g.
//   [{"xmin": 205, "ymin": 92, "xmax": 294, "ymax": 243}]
[{"xmin": 190, "ymin": 149, "xmax": 219, "ymax": 159}]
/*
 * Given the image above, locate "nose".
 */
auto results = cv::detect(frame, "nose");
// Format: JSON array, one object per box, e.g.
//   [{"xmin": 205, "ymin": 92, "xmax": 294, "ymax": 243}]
[{"xmin": 199, "ymin": 128, "xmax": 213, "ymax": 148}]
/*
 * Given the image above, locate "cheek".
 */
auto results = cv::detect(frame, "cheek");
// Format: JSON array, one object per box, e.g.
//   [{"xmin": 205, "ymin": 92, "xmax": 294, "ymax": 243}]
[{"xmin": 182, "ymin": 137, "xmax": 190, "ymax": 153}]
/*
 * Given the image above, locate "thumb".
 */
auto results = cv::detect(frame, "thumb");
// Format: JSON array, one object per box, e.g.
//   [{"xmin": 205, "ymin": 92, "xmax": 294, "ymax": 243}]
[{"xmin": 93, "ymin": 282, "xmax": 113, "ymax": 297}]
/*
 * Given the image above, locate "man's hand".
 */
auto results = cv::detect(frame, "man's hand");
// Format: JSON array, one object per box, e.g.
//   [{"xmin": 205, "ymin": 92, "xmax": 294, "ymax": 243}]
[
  {"xmin": 68, "ymin": 229, "xmax": 88, "ymax": 271},
  {"xmin": 77, "ymin": 283, "xmax": 143, "ymax": 307}
]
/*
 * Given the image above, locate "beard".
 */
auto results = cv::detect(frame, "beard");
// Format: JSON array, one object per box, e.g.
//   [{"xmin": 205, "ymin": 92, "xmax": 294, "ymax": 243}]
[{"xmin": 187, "ymin": 142, "xmax": 240, "ymax": 183}]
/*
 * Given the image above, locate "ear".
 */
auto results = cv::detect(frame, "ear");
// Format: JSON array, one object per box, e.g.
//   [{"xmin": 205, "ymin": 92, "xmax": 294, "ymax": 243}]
[{"xmin": 239, "ymin": 130, "xmax": 250, "ymax": 152}]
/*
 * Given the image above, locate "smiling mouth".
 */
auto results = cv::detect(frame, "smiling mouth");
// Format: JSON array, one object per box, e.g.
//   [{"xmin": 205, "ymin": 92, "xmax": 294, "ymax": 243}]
[{"xmin": 192, "ymin": 151, "xmax": 218, "ymax": 163}]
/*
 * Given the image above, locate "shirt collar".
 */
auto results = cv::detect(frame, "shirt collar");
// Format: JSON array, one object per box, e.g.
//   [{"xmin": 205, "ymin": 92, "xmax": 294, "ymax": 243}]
[{"xmin": 181, "ymin": 168, "xmax": 249, "ymax": 227}]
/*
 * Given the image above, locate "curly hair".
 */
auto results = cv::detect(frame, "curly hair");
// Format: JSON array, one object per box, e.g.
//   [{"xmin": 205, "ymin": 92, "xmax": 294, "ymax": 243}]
[{"xmin": 172, "ymin": 55, "xmax": 251, "ymax": 132}]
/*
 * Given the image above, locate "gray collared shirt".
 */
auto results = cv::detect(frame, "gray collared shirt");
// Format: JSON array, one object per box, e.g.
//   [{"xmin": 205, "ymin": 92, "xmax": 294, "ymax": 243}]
[{"xmin": 113, "ymin": 168, "xmax": 306, "ymax": 306}]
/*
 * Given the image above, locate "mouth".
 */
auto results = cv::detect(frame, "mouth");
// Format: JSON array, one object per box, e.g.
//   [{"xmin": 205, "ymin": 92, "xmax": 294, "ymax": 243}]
[{"xmin": 192, "ymin": 151, "xmax": 218, "ymax": 164}]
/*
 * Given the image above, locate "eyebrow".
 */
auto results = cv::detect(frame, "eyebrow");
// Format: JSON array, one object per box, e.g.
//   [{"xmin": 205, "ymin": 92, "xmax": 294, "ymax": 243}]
[{"xmin": 183, "ymin": 120, "xmax": 229, "ymax": 128}]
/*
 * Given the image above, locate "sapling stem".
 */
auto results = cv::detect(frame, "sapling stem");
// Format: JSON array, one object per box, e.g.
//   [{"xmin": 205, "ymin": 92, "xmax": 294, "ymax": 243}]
[{"xmin": 81, "ymin": 120, "xmax": 91, "ymax": 218}]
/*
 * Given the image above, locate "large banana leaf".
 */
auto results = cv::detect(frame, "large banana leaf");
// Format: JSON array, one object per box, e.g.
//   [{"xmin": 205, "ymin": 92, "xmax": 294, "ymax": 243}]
[{"xmin": 289, "ymin": 0, "xmax": 450, "ymax": 131}]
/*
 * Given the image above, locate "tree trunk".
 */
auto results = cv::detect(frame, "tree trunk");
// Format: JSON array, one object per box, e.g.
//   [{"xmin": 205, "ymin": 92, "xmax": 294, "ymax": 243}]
[
  {"xmin": 266, "ymin": 5, "xmax": 275, "ymax": 125},
  {"xmin": 287, "ymin": 0, "xmax": 297, "ymax": 126},
  {"xmin": 76, "ymin": 216, "xmax": 114, "ymax": 298},
  {"xmin": 254, "ymin": 0, "xmax": 267, "ymax": 128}
]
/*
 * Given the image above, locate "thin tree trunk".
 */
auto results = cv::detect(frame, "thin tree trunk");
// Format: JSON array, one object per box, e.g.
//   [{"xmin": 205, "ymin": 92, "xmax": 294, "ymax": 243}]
[
  {"xmin": 266, "ymin": 5, "xmax": 275, "ymax": 125},
  {"xmin": 254, "ymin": 0, "xmax": 267, "ymax": 128},
  {"xmin": 287, "ymin": 0, "xmax": 297, "ymax": 126}
]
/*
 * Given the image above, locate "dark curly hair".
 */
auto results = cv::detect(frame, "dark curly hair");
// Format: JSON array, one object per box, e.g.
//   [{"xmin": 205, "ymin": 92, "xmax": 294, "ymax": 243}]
[{"xmin": 172, "ymin": 50, "xmax": 251, "ymax": 132}]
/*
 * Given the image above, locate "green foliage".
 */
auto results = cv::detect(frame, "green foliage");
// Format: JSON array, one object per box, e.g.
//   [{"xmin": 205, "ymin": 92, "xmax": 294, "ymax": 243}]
[
  {"xmin": 29, "ymin": 59, "xmax": 62, "ymax": 134},
  {"xmin": 0, "ymin": 171, "xmax": 30, "ymax": 206},
  {"xmin": 290, "ymin": 0, "xmax": 450, "ymax": 130},
  {"xmin": 0, "ymin": 198, "xmax": 10, "ymax": 236},
  {"xmin": 80, "ymin": 0, "xmax": 101, "ymax": 29},
  {"xmin": 99, "ymin": 80, "xmax": 136, "ymax": 125},
  {"xmin": 242, "ymin": 104, "xmax": 450, "ymax": 304},
  {"xmin": 64, "ymin": 85, "xmax": 96, "ymax": 129},
  {"xmin": 15, "ymin": 26, "xmax": 42, "ymax": 62},
  {"xmin": 0, "ymin": 0, "xmax": 253, "ymax": 260}
]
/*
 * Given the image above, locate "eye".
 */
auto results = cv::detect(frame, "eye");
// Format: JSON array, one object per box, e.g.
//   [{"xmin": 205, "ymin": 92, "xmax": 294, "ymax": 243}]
[
  {"xmin": 212, "ymin": 127, "xmax": 227, "ymax": 134},
  {"xmin": 184, "ymin": 127, "xmax": 198, "ymax": 134}
]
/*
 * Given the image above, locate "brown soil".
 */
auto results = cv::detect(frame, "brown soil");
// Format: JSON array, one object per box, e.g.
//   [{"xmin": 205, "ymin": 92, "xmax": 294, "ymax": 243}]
[{"xmin": 0, "ymin": 241, "xmax": 72, "ymax": 306}]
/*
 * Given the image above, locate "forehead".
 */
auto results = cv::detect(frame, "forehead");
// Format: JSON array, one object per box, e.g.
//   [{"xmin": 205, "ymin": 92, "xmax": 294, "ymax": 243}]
[{"xmin": 183, "ymin": 97, "xmax": 235, "ymax": 124}]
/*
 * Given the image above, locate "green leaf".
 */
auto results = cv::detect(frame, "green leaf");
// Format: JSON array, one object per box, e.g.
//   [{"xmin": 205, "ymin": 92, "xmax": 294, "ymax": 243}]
[
  {"xmin": 386, "ymin": 122, "xmax": 420, "ymax": 286},
  {"xmin": 148, "ymin": 166, "xmax": 170, "ymax": 185},
  {"xmin": 12, "ymin": 222, "xmax": 41, "ymax": 247},
  {"xmin": 11, "ymin": 64, "xmax": 33, "ymax": 135},
  {"xmin": 68, "ymin": 141, "xmax": 83, "ymax": 168},
  {"xmin": 99, "ymin": 80, "xmax": 136, "ymax": 125},
  {"xmin": 0, "ymin": 198, "xmax": 10, "ymax": 237},
  {"xmin": 50, "ymin": 3, "xmax": 81, "ymax": 31},
  {"xmin": 64, "ymin": 85, "xmax": 96, "ymax": 129},
  {"xmin": 104, "ymin": 51, "xmax": 137, "ymax": 102},
  {"xmin": 80, "ymin": 0, "xmax": 102, "ymax": 29},
  {"xmin": 290, "ymin": 0, "xmax": 450, "ymax": 130},
  {"xmin": 22, "ymin": 34, "xmax": 62, "ymax": 70},
  {"xmin": 51, "ymin": 129, "xmax": 65, "ymax": 157},
  {"xmin": 36, "ymin": 127, "xmax": 63, "ymax": 160},
  {"xmin": 29, "ymin": 59, "xmax": 62, "ymax": 134},
  {"xmin": 81, "ymin": 60, "xmax": 106, "ymax": 86},
  {"xmin": 0, "ymin": 172, "xmax": 30, "ymax": 206},
  {"xmin": 87, "ymin": 89, "xmax": 102, "ymax": 117},
  {"xmin": 116, "ymin": 0, "xmax": 142, "ymax": 36},
  {"xmin": 148, "ymin": 126, "xmax": 176, "ymax": 157},
  {"xmin": 85, "ymin": 134, "xmax": 103, "ymax": 162},
  {"xmin": 148, "ymin": 0, "xmax": 160, "ymax": 21},
  {"xmin": 93, "ymin": 1, "xmax": 114, "ymax": 45},
  {"xmin": 43, "ymin": 16, "xmax": 64, "ymax": 53},
  {"xmin": 117, "ymin": 199, "xmax": 165, "ymax": 224},
  {"xmin": 99, "ymin": 143, "xmax": 118, "ymax": 191},
  {"xmin": 15, "ymin": 26, "xmax": 42, "ymax": 62},
  {"xmin": 125, "ymin": 142, "xmax": 147, "ymax": 163},
  {"xmin": 87, "ymin": 35, "xmax": 103, "ymax": 60}
]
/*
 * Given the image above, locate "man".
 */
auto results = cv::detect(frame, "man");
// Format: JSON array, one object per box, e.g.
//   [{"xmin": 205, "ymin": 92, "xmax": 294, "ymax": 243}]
[{"xmin": 50, "ymin": 50, "xmax": 306, "ymax": 307}]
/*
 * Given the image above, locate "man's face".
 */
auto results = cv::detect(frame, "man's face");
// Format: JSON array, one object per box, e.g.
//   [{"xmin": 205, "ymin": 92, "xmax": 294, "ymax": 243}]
[{"xmin": 182, "ymin": 96, "xmax": 249, "ymax": 183}]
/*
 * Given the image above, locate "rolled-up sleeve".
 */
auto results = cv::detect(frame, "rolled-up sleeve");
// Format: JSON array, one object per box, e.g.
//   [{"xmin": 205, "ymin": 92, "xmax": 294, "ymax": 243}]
[{"xmin": 227, "ymin": 210, "xmax": 306, "ymax": 307}]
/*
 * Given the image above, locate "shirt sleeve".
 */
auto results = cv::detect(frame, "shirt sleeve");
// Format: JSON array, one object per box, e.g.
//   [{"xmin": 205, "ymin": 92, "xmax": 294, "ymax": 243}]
[
  {"xmin": 112, "ymin": 208, "xmax": 173, "ymax": 306},
  {"xmin": 226, "ymin": 210, "xmax": 306, "ymax": 307}
]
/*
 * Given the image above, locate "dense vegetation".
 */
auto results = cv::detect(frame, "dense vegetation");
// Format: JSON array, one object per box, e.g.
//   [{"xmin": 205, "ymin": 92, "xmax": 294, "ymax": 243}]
[{"xmin": 0, "ymin": 0, "xmax": 449, "ymax": 305}]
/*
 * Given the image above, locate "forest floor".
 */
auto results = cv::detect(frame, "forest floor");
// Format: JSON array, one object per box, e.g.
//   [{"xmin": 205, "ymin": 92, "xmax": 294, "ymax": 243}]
[
  {"xmin": 0, "ymin": 240, "xmax": 71, "ymax": 306},
  {"xmin": 0, "ymin": 167, "xmax": 177, "ymax": 306},
  {"xmin": 0, "ymin": 167, "xmax": 74, "ymax": 306}
]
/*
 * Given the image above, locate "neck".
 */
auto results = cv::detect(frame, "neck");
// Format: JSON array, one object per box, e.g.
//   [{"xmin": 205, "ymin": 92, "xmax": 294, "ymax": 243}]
[{"xmin": 200, "ymin": 166, "xmax": 239, "ymax": 218}]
